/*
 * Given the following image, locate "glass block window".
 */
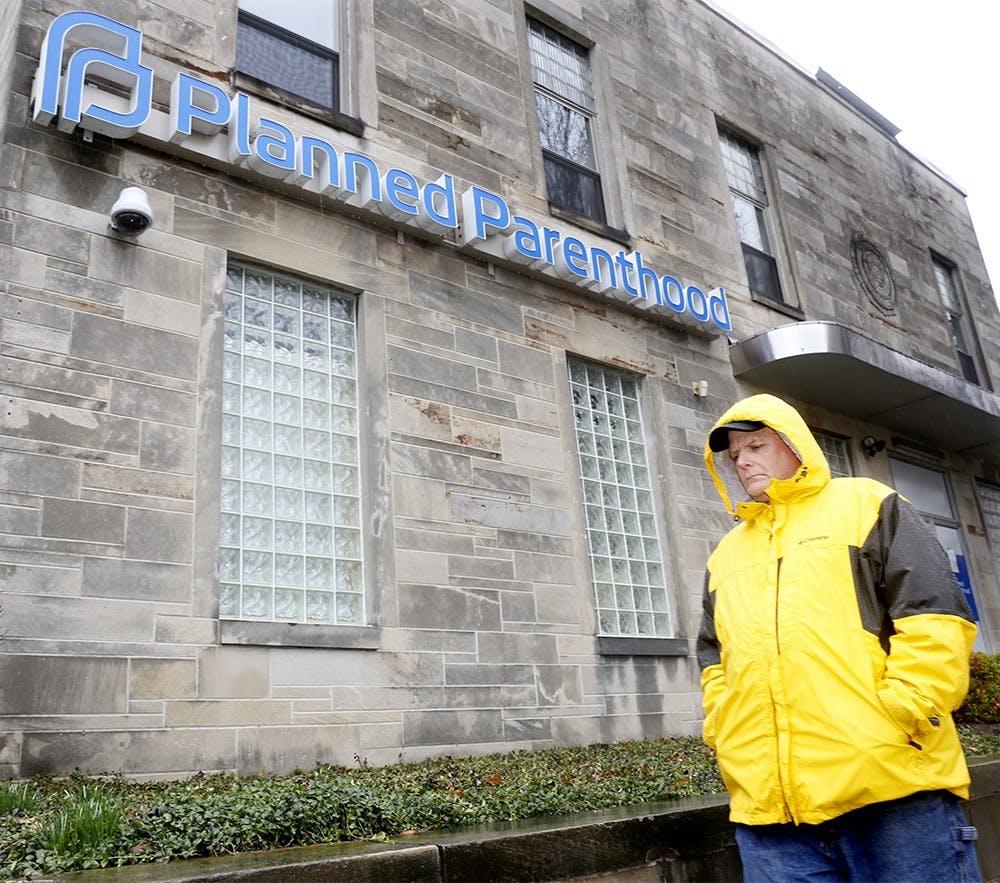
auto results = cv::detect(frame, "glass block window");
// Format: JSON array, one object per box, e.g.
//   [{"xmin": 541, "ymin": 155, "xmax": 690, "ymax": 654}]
[
  {"xmin": 219, "ymin": 262, "xmax": 364, "ymax": 625},
  {"xmin": 814, "ymin": 431, "xmax": 853, "ymax": 478},
  {"xmin": 528, "ymin": 18, "xmax": 606, "ymax": 224},
  {"xmin": 236, "ymin": 0, "xmax": 340, "ymax": 112},
  {"xmin": 933, "ymin": 255, "xmax": 982, "ymax": 385},
  {"xmin": 719, "ymin": 128, "xmax": 785, "ymax": 305},
  {"xmin": 568, "ymin": 358, "xmax": 672, "ymax": 638}
]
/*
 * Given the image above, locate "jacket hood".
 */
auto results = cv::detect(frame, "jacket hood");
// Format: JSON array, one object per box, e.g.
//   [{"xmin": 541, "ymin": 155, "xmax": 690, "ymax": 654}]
[{"xmin": 704, "ymin": 394, "xmax": 830, "ymax": 517}]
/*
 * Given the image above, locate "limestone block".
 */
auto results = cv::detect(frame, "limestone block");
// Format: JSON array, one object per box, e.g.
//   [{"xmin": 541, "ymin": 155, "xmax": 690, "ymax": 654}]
[
  {"xmin": 45, "ymin": 267, "xmax": 125, "ymax": 317},
  {"xmin": 199, "ymin": 646, "xmax": 270, "ymax": 699},
  {"xmin": 450, "ymin": 493, "xmax": 570, "ymax": 536},
  {"xmin": 502, "ymin": 716, "xmax": 552, "ymax": 742},
  {"xmin": 397, "ymin": 583, "xmax": 501, "ymax": 632},
  {"xmin": 2, "ymin": 355, "xmax": 111, "ymax": 401},
  {"xmin": 138, "ymin": 421, "xmax": 196, "ymax": 474},
  {"xmin": 498, "ymin": 340, "xmax": 554, "ymax": 384},
  {"xmin": 512, "ymin": 550, "xmax": 575, "ymax": 585},
  {"xmin": 42, "ymin": 498, "xmax": 125, "ymax": 545},
  {"xmin": 0, "ymin": 655, "xmax": 127, "ymax": 714},
  {"xmin": 166, "ymin": 699, "xmax": 293, "ymax": 727},
  {"xmin": 392, "ymin": 473, "xmax": 448, "ymax": 521},
  {"xmin": 391, "ymin": 441, "xmax": 473, "ymax": 483},
  {"xmin": 444, "ymin": 662, "xmax": 534, "ymax": 686},
  {"xmin": 124, "ymin": 508, "xmax": 192, "ymax": 564},
  {"xmin": 386, "ymin": 314, "xmax": 455, "ymax": 351},
  {"xmin": 110, "ymin": 378, "xmax": 197, "ymax": 426},
  {"xmin": 130, "ymin": 658, "xmax": 197, "ymax": 700},
  {"xmin": 499, "ymin": 425, "xmax": 565, "ymax": 471},
  {"xmin": 4, "ymin": 396, "xmax": 140, "ymax": 455},
  {"xmin": 447, "ymin": 553, "xmax": 514, "ymax": 581},
  {"xmin": 269, "ymin": 646, "xmax": 443, "ymax": 689},
  {"xmin": 238, "ymin": 724, "xmax": 362, "ymax": 774},
  {"xmin": 0, "ymin": 501, "xmax": 40, "ymax": 535},
  {"xmin": 70, "ymin": 312, "xmax": 199, "ymax": 381},
  {"xmin": 82, "ymin": 463, "xmax": 194, "ymax": 501},
  {"xmin": 388, "ymin": 394, "xmax": 453, "ymax": 444},
  {"xmin": 358, "ymin": 721, "xmax": 403, "ymax": 752},
  {"xmin": 455, "ymin": 327, "xmax": 498, "ymax": 362},
  {"xmin": 402, "ymin": 708, "xmax": 503, "ymax": 747},
  {"xmin": 407, "ymin": 273, "xmax": 523, "ymax": 336},
  {"xmin": 81, "ymin": 556, "xmax": 190, "ymax": 603},
  {"xmin": 499, "ymin": 588, "xmax": 536, "ymax": 624},
  {"xmin": 534, "ymin": 583, "xmax": 583, "ymax": 625},
  {"xmin": 514, "ymin": 396, "xmax": 560, "ymax": 429},
  {"xmin": 0, "ymin": 731, "xmax": 21, "ymax": 767},
  {"xmin": 0, "ymin": 244, "xmax": 45, "ymax": 289},
  {"xmin": 13, "ymin": 213, "xmax": 90, "ymax": 264},
  {"xmin": 0, "ymin": 556, "xmax": 81, "ymax": 596},
  {"xmin": 22, "ymin": 727, "xmax": 237, "ymax": 777},
  {"xmin": 154, "ymin": 615, "xmax": 218, "ymax": 646},
  {"xmin": 2, "ymin": 291, "xmax": 73, "ymax": 331},
  {"xmin": 395, "ymin": 548, "xmax": 449, "ymax": 585},
  {"xmin": 476, "ymin": 631, "xmax": 559, "ymax": 665},
  {"xmin": 123, "ymin": 290, "xmax": 201, "ymax": 337},
  {"xmin": 534, "ymin": 664, "xmax": 583, "ymax": 707},
  {"xmin": 90, "ymin": 235, "xmax": 202, "ymax": 304},
  {"xmin": 451, "ymin": 413, "xmax": 502, "ymax": 452},
  {"xmin": 388, "ymin": 344, "xmax": 479, "ymax": 393},
  {"xmin": 2, "ymin": 592, "xmax": 153, "ymax": 643}
]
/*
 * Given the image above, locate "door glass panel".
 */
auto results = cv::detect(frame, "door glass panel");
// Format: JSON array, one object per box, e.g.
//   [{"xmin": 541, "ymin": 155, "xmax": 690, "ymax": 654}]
[{"xmin": 889, "ymin": 459, "xmax": 952, "ymax": 519}]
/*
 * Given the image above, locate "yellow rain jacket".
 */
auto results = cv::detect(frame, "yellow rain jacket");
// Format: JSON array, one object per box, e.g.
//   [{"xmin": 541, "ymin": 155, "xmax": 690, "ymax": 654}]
[{"xmin": 697, "ymin": 394, "xmax": 977, "ymax": 825}]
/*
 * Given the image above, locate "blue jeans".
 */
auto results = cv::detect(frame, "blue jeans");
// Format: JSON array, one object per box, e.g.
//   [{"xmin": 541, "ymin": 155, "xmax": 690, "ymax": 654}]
[{"xmin": 735, "ymin": 790, "xmax": 982, "ymax": 882}]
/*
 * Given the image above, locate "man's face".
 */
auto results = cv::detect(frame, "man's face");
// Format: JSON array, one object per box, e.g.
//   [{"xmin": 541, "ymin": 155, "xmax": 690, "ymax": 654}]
[{"xmin": 727, "ymin": 427, "xmax": 800, "ymax": 502}]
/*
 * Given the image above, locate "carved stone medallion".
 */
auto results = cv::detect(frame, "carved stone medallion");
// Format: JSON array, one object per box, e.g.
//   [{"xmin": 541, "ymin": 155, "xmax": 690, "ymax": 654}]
[{"xmin": 851, "ymin": 236, "xmax": 896, "ymax": 314}]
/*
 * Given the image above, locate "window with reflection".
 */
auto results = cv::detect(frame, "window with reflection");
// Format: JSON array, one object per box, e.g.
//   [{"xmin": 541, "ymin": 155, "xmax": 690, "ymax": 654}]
[
  {"xmin": 814, "ymin": 431, "xmax": 853, "ymax": 478},
  {"xmin": 528, "ymin": 18, "xmax": 606, "ymax": 224},
  {"xmin": 219, "ymin": 262, "xmax": 364, "ymax": 625},
  {"xmin": 236, "ymin": 0, "xmax": 341, "ymax": 112},
  {"xmin": 933, "ymin": 254, "xmax": 983, "ymax": 386},
  {"xmin": 719, "ymin": 128, "xmax": 785, "ymax": 305}
]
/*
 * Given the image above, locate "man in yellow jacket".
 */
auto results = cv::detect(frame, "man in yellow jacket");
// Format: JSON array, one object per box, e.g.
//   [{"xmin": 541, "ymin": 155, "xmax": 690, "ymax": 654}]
[{"xmin": 697, "ymin": 393, "xmax": 982, "ymax": 882}]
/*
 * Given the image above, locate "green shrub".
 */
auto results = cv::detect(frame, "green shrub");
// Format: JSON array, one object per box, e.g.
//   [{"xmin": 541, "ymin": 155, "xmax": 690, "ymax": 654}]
[
  {"xmin": 957, "ymin": 651, "xmax": 1000, "ymax": 723},
  {"xmin": 0, "ymin": 732, "xmax": 997, "ymax": 880},
  {"xmin": 42, "ymin": 784, "xmax": 123, "ymax": 855},
  {"xmin": 0, "ymin": 781, "xmax": 42, "ymax": 815}
]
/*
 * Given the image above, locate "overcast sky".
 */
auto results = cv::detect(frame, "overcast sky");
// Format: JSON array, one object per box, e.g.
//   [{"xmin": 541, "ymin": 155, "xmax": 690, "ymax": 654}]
[{"xmin": 708, "ymin": 0, "xmax": 998, "ymax": 297}]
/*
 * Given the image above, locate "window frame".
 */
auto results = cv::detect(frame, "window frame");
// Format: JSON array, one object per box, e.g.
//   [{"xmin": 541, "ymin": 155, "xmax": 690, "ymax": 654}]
[
  {"xmin": 566, "ymin": 356, "xmax": 681, "ymax": 652},
  {"xmin": 717, "ymin": 126, "xmax": 799, "ymax": 313},
  {"xmin": 931, "ymin": 253, "xmax": 987, "ymax": 387},
  {"xmin": 813, "ymin": 430, "xmax": 854, "ymax": 478},
  {"xmin": 232, "ymin": 0, "xmax": 367, "ymax": 137},
  {"xmin": 216, "ymin": 260, "xmax": 373, "ymax": 644},
  {"xmin": 525, "ymin": 16, "xmax": 614, "ymax": 232}
]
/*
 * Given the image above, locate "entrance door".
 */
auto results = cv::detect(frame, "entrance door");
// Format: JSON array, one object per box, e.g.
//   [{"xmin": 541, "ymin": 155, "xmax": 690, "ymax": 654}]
[{"xmin": 890, "ymin": 458, "xmax": 989, "ymax": 652}]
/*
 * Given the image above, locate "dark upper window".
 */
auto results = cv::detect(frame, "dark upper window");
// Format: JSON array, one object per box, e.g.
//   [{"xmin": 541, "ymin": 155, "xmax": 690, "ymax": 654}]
[
  {"xmin": 236, "ymin": 1, "xmax": 340, "ymax": 113},
  {"xmin": 527, "ymin": 18, "xmax": 606, "ymax": 225},
  {"xmin": 718, "ymin": 129, "xmax": 786, "ymax": 306},
  {"xmin": 933, "ymin": 255, "xmax": 983, "ymax": 385}
]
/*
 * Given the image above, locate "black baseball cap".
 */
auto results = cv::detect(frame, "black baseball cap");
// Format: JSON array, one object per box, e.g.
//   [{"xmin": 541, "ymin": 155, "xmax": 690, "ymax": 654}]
[{"xmin": 709, "ymin": 420, "xmax": 766, "ymax": 452}]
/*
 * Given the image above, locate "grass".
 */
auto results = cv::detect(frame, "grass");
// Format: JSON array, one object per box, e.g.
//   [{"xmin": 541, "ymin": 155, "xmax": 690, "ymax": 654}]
[{"xmin": 1, "ymin": 729, "xmax": 999, "ymax": 880}]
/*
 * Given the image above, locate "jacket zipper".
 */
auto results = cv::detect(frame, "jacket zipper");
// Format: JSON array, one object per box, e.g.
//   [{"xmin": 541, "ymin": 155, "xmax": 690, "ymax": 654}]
[
  {"xmin": 774, "ymin": 557, "xmax": 782, "ymax": 656},
  {"xmin": 772, "ymin": 536, "xmax": 795, "ymax": 821}
]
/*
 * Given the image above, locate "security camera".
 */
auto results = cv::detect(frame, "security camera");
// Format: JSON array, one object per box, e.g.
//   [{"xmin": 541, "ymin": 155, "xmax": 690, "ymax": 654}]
[{"xmin": 109, "ymin": 187, "xmax": 153, "ymax": 236}]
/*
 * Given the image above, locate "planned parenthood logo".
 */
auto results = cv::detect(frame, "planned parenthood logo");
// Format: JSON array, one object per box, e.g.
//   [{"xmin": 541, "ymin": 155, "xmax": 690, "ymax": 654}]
[{"xmin": 31, "ymin": 10, "xmax": 732, "ymax": 333}]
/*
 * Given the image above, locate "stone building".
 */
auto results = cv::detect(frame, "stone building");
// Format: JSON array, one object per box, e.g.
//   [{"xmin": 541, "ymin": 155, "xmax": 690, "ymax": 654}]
[{"xmin": 1, "ymin": 0, "xmax": 998, "ymax": 779}]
